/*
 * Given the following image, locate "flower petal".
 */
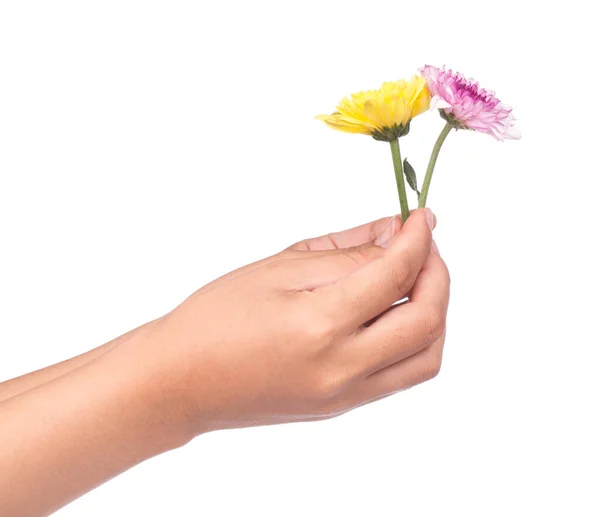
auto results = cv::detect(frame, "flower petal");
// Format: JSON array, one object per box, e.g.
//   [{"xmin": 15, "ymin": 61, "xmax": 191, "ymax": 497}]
[{"xmin": 419, "ymin": 64, "xmax": 519, "ymax": 140}]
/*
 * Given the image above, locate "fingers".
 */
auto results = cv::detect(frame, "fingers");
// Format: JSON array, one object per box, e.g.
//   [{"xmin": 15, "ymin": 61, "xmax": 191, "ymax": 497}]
[
  {"xmin": 314, "ymin": 209, "xmax": 434, "ymax": 330},
  {"xmin": 213, "ymin": 217, "xmax": 402, "ymax": 291},
  {"xmin": 362, "ymin": 331, "xmax": 446, "ymax": 398},
  {"xmin": 289, "ymin": 215, "xmax": 401, "ymax": 251},
  {"xmin": 312, "ymin": 329, "xmax": 447, "ymax": 419},
  {"xmin": 288, "ymin": 211, "xmax": 436, "ymax": 252},
  {"xmin": 214, "ymin": 212, "xmax": 419, "ymax": 289},
  {"xmin": 272, "ymin": 245, "xmax": 384, "ymax": 292},
  {"xmin": 264, "ymin": 218, "xmax": 404, "ymax": 292},
  {"xmin": 346, "ymin": 250, "xmax": 450, "ymax": 374}
]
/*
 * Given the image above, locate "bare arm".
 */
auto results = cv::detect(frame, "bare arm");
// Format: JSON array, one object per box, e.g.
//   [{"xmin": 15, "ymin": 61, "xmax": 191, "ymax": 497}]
[
  {"xmin": 0, "ymin": 326, "xmax": 144, "ymax": 403},
  {"xmin": 0, "ymin": 323, "xmax": 185, "ymax": 517},
  {"xmin": 0, "ymin": 210, "xmax": 449, "ymax": 517}
]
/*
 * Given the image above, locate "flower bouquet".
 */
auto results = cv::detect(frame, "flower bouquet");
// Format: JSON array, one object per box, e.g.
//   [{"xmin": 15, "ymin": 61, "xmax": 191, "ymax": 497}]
[{"xmin": 317, "ymin": 65, "xmax": 520, "ymax": 222}]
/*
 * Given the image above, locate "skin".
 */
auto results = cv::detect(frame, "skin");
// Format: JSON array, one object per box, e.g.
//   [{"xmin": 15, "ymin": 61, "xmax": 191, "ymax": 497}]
[{"xmin": 0, "ymin": 208, "xmax": 450, "ymax": 517}]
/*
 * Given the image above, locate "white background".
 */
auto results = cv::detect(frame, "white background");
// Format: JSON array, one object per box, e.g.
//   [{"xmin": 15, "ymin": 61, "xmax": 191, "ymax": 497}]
[{"xmin": 1, "ymin": 1, "xmax": 599, "ymax": 515}]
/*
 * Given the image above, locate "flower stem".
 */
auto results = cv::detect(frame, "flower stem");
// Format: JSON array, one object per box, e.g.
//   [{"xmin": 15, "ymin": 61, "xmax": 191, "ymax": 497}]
[
  {"xmin": 418, "ymin": 122, "xmax": 453, "ymax": 208},
  {"xmin": 389, "ymin": 138, "xmax": 410, "ymax": 223}
]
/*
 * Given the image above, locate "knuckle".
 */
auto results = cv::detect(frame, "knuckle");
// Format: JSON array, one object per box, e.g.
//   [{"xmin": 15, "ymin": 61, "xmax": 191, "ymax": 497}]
[
  {"xmin": 426, "ymin": 357, "xmax": 442, "ymax": 380},
  {"xmin": 439, "ymin": 258, "xmax": 451, "ymax": 287},
  {"xmin": 339, "ymin": 249, "xmax": 363, "ymax": 267},
  {"xmin": 419, "ymin": 347, "xmax": 444, "ymax": 383},
  {"xmin": 288, "ymin": 300, "xmax": 338, "ymax": 346},
  {"xmin": 414, "ymin": 363, "xmax": 439, "ymax": 385},
  {"xmin": 311, "ymin": 368, "xmax": 347, "ymax": 401},
  {"xmin": 421, "ymin": 307, "xmax": 446, "ymax": 343},
  {"xmin": 279, "ymin": 248, "xmax": 303, "ymax": 258},
  {"xmin": 263, "ymin": 258, "xmax": 288, "ymax": 277},
  {"xmin": 389, "ymin": 261, "xmax": 412, "ymax": 297},
  {"xmin": 304, "ymin": 313, "xmax": 337, "ymax": 343},
  {"xmin": 346, "ymin": 245, "xmax": 383, "ymax": 264}
]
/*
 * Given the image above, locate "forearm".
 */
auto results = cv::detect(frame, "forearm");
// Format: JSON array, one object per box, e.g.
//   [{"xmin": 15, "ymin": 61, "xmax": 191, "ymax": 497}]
[
  {"xmin": 0, "ymin": 324, "xmax": 147, "ymax": 403},
  {"xmin": 0, "ymin": 321, "xmax": 187, "ymax": 517}
]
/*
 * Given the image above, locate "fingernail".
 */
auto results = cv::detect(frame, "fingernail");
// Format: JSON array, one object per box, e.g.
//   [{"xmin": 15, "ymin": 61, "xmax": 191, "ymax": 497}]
[
  {"xmin": 425, "ymin": 208, "xmax": 435, "ymax": 231},
  {"xmin": 375, "ymin": 216, "xmax": 399, "ymax": 248},
  {"xmin": 432, "ymin": 240, "xmax": 440, "ymax": 255}
]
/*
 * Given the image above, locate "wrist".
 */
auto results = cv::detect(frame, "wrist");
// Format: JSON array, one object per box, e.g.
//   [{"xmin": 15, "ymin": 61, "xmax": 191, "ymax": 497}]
[{"xmin": 108, "ymin": 318, "xmax": 202, "ymax": 448}]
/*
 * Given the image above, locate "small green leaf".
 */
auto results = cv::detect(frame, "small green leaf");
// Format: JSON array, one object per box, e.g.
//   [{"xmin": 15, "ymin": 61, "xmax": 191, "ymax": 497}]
[{"xmin": 403, "ymin": 158, "xmax": 420, "ymax": 196}]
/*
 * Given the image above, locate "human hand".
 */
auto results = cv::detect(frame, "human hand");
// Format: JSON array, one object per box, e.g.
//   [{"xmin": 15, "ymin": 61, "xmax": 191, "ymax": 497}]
[
  {"xmin": 0, "ymin": 209, "xmax": 449, "ymax": 515},
  {"xmin": 125, "ymin": 208, "xmax": 450, "ymax": 441}
]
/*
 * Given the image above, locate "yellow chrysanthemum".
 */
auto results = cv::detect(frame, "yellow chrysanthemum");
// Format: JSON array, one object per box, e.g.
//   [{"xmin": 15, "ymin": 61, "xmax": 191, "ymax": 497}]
[{"xmin": 317, "ymin": 76, "xmax": 431, "ymax": 141}]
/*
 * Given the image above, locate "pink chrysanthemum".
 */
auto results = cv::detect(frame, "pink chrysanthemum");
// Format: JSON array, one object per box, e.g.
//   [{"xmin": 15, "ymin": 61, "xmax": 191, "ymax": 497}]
[{"xmin": 420, "ymin": 65, "xmax": 520, "ymax": 141}]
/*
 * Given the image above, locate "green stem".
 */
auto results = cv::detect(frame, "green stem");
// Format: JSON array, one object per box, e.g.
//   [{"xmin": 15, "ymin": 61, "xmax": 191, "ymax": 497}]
[
  {"xmin": 389, "ymin": 138, "xmax": 410, "ymax": 223},
  {"xmin": 418, "ymin": 122, "xmax": 453, "ymax": 208}
]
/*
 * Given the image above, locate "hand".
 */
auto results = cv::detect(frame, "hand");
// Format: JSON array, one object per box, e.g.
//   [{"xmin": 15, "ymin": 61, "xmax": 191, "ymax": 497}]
[
  {"xmin": 121, "ymin": 208, "xmax": 450, "ymax": 439},
  {"xmin": 0, "ymin": 209, "xmax": 449, "ymax": 516}
]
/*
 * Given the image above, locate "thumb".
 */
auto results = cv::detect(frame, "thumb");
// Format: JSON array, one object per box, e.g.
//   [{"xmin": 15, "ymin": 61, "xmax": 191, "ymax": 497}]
[{"xmin": 311, "ymin": 208, "xmax": 436, "ymax": 329}]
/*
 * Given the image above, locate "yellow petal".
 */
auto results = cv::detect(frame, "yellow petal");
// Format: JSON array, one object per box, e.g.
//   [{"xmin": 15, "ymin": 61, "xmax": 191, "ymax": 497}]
[
  {"xmin": 363, "ymin": 100, "xmax": 388, "ymax": 130},
  {"xmin": 316, "ymin": 74, "xmax": 432, "ymax": 139},
  {"xmin": 316, "ymin": 113, "xmax": 372, "ymax": 135}
]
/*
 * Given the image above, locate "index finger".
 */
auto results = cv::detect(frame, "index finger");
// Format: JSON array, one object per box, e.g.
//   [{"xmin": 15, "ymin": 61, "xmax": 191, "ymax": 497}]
[{"xmin": 289, "ymin": 215, "xmax": 399, "ymax": 251}]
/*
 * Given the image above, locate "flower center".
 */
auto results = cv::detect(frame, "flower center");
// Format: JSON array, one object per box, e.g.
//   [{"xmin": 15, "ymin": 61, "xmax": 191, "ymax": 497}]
[{"xmin": 451, "ymin": 72, "xmax": 499, "ymax": 108}]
